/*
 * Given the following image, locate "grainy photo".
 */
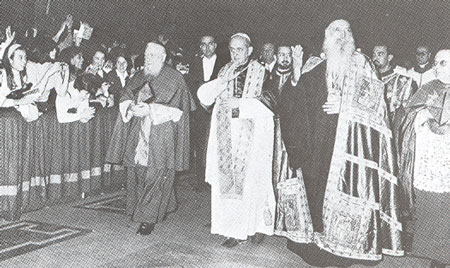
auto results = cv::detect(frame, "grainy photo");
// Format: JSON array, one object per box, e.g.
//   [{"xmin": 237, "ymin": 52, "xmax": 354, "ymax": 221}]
[{"xmin": 0, "ymin": 1, "xmax": 448, "ymax": 267}]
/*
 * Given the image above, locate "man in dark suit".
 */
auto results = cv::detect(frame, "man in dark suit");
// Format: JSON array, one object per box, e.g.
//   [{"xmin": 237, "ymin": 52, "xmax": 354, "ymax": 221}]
[
  {"xmin": 411, "ymin": 45, "xmax": 435, "ymax": 88},
  {"xmin": 414, "ymin": 45, "xmax": 432, "ymax": 74},
  {"xmin": 187, "ymin": 35, "xmax": 226, "ymax": 192},
  {"xmin": 265, "ymin": 45, "xmax": 293, "ymax": 101}
]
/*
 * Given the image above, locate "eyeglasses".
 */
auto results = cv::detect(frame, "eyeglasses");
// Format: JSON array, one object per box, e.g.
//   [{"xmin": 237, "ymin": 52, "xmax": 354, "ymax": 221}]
[{"xmin": 200, "ymin": 42, "xmax": 215, "ymax": 48}]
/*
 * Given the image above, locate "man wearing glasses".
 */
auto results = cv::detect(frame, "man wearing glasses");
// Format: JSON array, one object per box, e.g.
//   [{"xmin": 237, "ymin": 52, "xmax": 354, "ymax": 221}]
[{"xmin": 187, "ymin": 35, "xmax": 226, "ymax": 192}]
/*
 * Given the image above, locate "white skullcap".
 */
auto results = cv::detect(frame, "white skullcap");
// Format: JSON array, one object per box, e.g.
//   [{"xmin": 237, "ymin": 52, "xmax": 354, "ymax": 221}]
[{"xmin": 230, "ymin": 33, "xmax": 251, "ymax": 44}]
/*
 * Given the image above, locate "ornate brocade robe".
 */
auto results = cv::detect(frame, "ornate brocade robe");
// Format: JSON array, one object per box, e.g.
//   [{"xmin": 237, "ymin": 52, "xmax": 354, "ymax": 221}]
[{"xmin": 279, "ymin": 52, "xmax": 403, "ymax": 260}]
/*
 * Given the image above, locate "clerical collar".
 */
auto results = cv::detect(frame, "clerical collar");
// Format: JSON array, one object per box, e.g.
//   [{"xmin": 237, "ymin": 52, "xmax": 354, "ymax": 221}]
[
  {"xmin": 265, "ymin": 59, "xmax": 276, "ymax": 71},
  {"xmin": 116, "ymin": 69, "xmax": 128, "ymax": 79}
]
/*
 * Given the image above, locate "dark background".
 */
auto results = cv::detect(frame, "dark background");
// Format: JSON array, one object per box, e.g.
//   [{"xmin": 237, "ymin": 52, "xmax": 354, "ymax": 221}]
[{"xmin": 1, "ymin": 0, "xmax": 449, "ymax": 64}]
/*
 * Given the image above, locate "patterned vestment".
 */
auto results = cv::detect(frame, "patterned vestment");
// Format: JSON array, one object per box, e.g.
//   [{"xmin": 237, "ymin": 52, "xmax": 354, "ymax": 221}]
[
  {"xmin": 279, "ymin": 52, "xmax": 403, "ymax": 261},
  {"xmin": 200, "ymin": 60, "xmax": 276, "ymax": 240}
]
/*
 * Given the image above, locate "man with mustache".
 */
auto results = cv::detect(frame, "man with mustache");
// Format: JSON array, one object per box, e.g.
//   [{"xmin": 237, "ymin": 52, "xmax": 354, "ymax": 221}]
[
  {"xmin": 265, "ymin": 45, "xmax": 301, "ymax": 99},
  {"xmin": 279, "ymin": 20, "xmax": 403, "ymax": 266},
  {"xmin": 106, "ymin": 42, "xmax": 195, "ymax": 236},
  {"xmin": 372, "ymin": 44, "xmax": 417, "ymax": 120},
  {"xmin": 197, "ymin": 33, "xmax": 276, "ymax": 248}
]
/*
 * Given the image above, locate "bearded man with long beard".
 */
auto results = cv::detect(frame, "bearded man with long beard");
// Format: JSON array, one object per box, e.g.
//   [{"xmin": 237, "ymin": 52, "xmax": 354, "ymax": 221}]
[
  {"xmin": 106, "ymin": 42, "xmax": 195, "ymax": 235},
  {"xmin": 278, "ymin": 19, "xmax": 403, "ymax": 266}
]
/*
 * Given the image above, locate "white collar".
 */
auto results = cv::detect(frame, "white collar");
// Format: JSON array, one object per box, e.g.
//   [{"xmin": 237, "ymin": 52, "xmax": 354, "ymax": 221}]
[
  {"xmin": 116, "ymin": 69, "xmax": 128, "ymax": 79},
  {"xmin": 202, "ymin": 54, "xmax": 217, "ymax": 62},
  {"xmin": 97, "ymin": 69, "xmax": 104, "ymax": 78},
  {"xmin": 266, "ymin": 58, "xmax": 276, "ymax": 70}
]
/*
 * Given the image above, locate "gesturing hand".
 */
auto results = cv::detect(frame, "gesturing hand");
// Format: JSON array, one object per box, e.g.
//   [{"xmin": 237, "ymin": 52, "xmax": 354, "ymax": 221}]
[
  {"xmin": 322, "ymin": 96, "xmax": 341, "ymax": 114},
  {"xmin": 291, "ymin": 45, "xmax": 303, "ymax": 69},
  {"xmin": 66, "ymin": 14, "xmax": 74, "ymax": 29},
  {"xmin": 291, "ymin": 45, "xmax": 303, "ymax": 84},
  {"xmin": 218, "ymin": 63, "xmax": 241, "ymax": 84},
  {"xmin": 4, "ymin": 26, "xmax": 15, "ymax": 47},
  {"xmin": 80, "ymin": 106, "xmax": 95, "ymax": 123}
]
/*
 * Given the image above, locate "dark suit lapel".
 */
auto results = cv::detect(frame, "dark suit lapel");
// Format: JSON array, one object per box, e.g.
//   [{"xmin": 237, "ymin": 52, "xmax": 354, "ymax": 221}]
[{"xmin": 211, "ymin": 56, "xmax": 223, "ymax": 81}]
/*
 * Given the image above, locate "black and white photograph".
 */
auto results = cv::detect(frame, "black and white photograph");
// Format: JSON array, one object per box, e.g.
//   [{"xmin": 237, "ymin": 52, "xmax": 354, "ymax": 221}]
[{"xmin": 0, "ymin": 1, "xmax": 448, "ymax": 267}]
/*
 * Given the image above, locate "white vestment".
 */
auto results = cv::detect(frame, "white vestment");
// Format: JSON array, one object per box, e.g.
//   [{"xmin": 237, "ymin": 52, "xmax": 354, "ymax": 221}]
[{"xmin": 198, "ymin": 61, "xmax": 276, "ymax": 239}]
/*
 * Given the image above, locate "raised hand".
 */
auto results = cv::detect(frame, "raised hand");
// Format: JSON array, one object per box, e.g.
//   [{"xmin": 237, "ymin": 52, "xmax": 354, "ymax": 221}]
[
  {"xmin": 218, "ymin": 63, "xmax": 241, "ymax": 84},
  {"xmin": 5, "ymin": 26, "xmax": 15, "ymax": 46},
  {"xmin": 291, "ymin": 45, "xmax": 303, "ymax": 84},
  {"xmin": 85, "ymin": 65, "xmax": 98, "ymax": 75},
  {"xmin": 291, "ymin": 45, "xmax": 303, "ymax": 69},
  {"xmin": 66, "ymin": 14, "xmax": 74, "ymax": 29}
]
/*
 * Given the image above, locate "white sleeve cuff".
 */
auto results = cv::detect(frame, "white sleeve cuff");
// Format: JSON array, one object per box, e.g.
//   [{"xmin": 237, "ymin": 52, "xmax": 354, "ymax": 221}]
[
  {"xmin": 149, "ymin": 103, "xmax": 183, "ymax": 125},
  {"xmin": 119, "ymin": 100, "xmax": 133, "ymax": 123},
  {"xmin": 197, "ymin": 79, "xmax": 226, "ymax": 107}
]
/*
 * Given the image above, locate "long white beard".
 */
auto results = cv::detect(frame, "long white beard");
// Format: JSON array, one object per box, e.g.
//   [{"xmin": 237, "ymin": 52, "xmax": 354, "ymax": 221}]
[
  {"xmin": 144, "ymin": 63, "xmax": 163, "ymax": 77},
  {"xmin": 323, "ymin": 37, "xmax": 355, "ymax": 93}
]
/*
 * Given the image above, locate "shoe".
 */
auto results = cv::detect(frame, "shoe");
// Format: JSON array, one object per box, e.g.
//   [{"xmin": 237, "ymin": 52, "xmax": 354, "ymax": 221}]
[
  {"xmin": 221, "ymin": 237, "xmax": 246, "ymax": 248},
  {"xmin": 250, "ymin": 233, "xmax": 265, "ymax": 244},
  {"xmin": 137, "ymin": 222, "xmax": 155, "ymax": 235}
]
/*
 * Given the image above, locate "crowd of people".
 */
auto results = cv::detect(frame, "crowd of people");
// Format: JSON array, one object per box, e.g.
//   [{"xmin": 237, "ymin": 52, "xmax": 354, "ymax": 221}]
[{"xmin": 0, "ymin": 14, "xmax": 448, "ymax": 268}]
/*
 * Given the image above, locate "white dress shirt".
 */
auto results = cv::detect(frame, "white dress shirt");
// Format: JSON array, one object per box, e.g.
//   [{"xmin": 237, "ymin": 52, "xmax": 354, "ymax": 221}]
[
  {"xmin": 116, "ymin": 69, "xmax": 128, "ymax": 87},
  {"xmin": 265, "ymin": 59, "xmax": 276, "ymax": 73},
  {"xmin": 202, "ymin": 54, "xmax": 217, "ymax": 82}
]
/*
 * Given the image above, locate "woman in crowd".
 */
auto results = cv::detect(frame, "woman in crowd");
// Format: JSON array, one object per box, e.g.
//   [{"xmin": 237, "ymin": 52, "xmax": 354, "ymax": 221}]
[
  {"xmin": 84, "ymin": 48, "xmax": 113, "ymax": 107},
  {"xmin": 55, "ymin": 46, "xmax": 95, "ymax": 123},
  {"xmin": 85, "ymin": 48, "xmax": 107, "ymax": 80},
  {"xmin": 0, "ymin": 42, "xmax": 69, "ymax": 121},
  {"xmin": 105, "ymin": 52, "xmax": 129, "ymax": 106}
]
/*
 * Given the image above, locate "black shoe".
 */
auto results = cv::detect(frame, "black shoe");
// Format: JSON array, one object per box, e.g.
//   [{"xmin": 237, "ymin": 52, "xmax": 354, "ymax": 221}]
[
  {"xmin": 137, "ymin": 222, "xmax": 155, "ymax": 235},
  {"xmin": 250, "ymin": 233, "xmax": 265, "ymax": 244},
  {"xmin": 221, "ymin": 237, "xmax": 246, "ymax": 248}
]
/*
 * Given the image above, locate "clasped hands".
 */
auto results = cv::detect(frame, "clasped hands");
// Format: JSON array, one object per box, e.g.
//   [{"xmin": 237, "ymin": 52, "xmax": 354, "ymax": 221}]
[{"xmin": 128, "ymin": 102, "xmax": 151, "ymax": 118}]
